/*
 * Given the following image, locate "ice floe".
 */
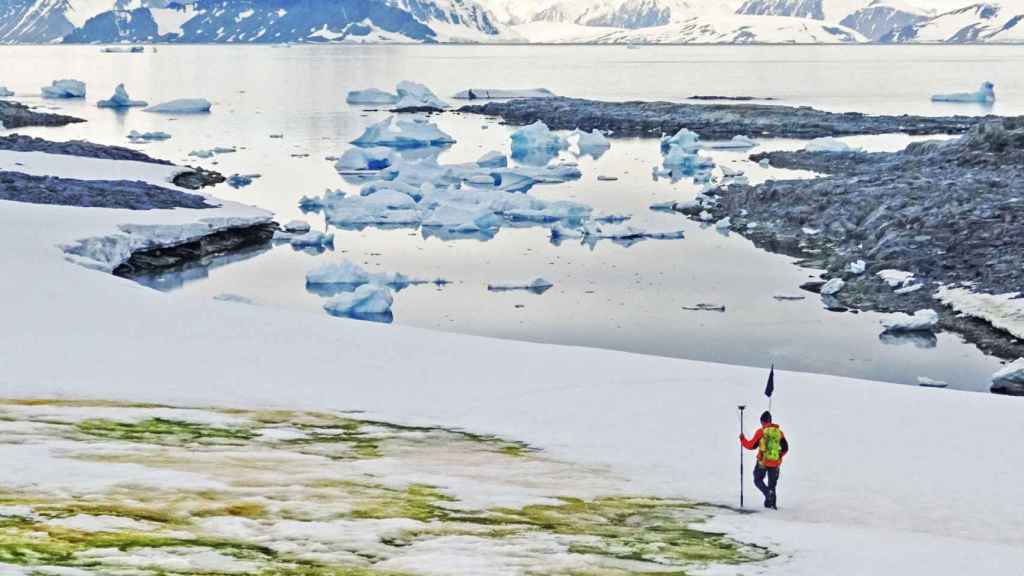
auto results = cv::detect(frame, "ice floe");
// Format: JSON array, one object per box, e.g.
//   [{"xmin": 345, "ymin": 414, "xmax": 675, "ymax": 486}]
[
  {"xmin": 282, "ymin": 220, "xmax": 310, "ymax": 233},
  {"xmin": 487, "ymin": 278, "xmax": 554, "ymax": 293},
  {"xmin": 97, "ymin": 84, "xmax": 147, "ymax": 108},
  {"xmin": 307, "ymin": 260, "xmax": 422, "ymax": 288},
  {"xmin": 476, "ymin": 150, "xmax": 508, "ymax": 168},
  {"xmin": 188, "ymin": 146, "xmax": 236, "ymax": 159},
  {"xmin": 323, "ymin": 284, "xmax": 394, "ymax": 320},
  {"xmin": 227, "ymin": 173, "xmax": 260, "ymax": 188},
  {"xmin": 881, "ymin": 309, "xmax": 939, "ymax": 332},
  {"xmin": 346, "ymin": 88, "xmax": 399, "ymax": 106},
  {"xmin": 659, "ymin": 128, "xmax": 714, "ymax": 179},
  {"xmin": 275, "ymin": 229, "xmax": 334, "ymax": 249},
  {"xmin": 352, "ymin": 115, "xmax": 455, "ymax": 148},
  {"xmin": 335, "ymin": 146, "xmax": 396, "ymax": 174},
  {"xmin": 510, "ymin": 121, "xmax": 568, "ymax": 163},
  {"xmin": 805, "ymin": 137, "xmax": 860, "ymax": 152},
  {"xmin": 127, "ymin": 130, "xmax": 171, "ymax": 142},
  {"xmin": 704, "ymin": 135, "xmax": 758, "ymax": 149},
  {"xmin": 41, "ymin": 79, "xmax": 85, "ymax": 99},
  {"xmin": 453, "ymin": 88, "xmax": 555, "ymax": 100},
  {"xmin": 878, "ymin": 269, "xmax": 916, "ymax": 289},
  {"xmin": 394, "ymin": 81, "xmax": 449, "ymax": 110},
  {"xmin": 568, "ymin": 128, "xmax": 610, "ymax": 158},
  {"xmin": 145, "ymin": 98, "xmax": 212, "ymax": 113},
  {"xmin": 932, "ymin": 81, "xmax": 995, "ymax": 104}
]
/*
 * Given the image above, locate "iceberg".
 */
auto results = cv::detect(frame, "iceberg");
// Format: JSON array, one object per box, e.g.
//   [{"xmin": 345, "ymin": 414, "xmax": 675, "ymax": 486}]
[
  {"xmin": 704, "ymin": 135, "xmax": 758, "ymax": 149},
  {"xmin": 394, "ymin": 81, "xmax": 449, "ymax": 110},
  {"xmin": 306, "ymin": 260, "xmax": 419, "ymax": 287},
  {"xmin": 720, "ymin": 165, "xmax": 744, "ymax": 178},
  {"xmin": 127, "ymin": 130, "xmax": 171, "ymax": 142},
  {"xmin": 569, "ymin": 129, "xmax": 610, "ymax": 157},
  {"xmin": 41, "ymin": 79, "xmax": 86, "ymax": 99},
  {"xmin": 97, "ymin": 84, "xmax": 147, "ymax": 109},
  {"xmin": 453, "ymin": 88, "xmax": 555, "ymax": 100},
  {"xmin": 227, "ymin": 174, "xmax": 260, "ymax": 188},
  {"xmin": 661, "ymin": 128, "xmax": 700, "ymax": 153},
  {"xmin": 323, "ymin": 284, "xmax": 394, "ymax": 319},
  {"xmin": 510, "ymin": 121, "xmax": 568, "ymax": 160},
  {"xmin": 335, "ymin": 147, "xmax": 396, "ymax": 173},
  {"xmin": 145, "ymin": 98, "xmax": 212, "ymax": 114},
  {"xmin": 283, "ymin": 220, "xmax": 310, "ymax": 233},
  {"xmin": 0, "ymin": 86, "xmax": 13, "ymax": 98},
  {"xmin": 346, "ymin": 88, "xmax": 399, "ymax": 106},
  {"xmin": 881, "ymin": 309, "xmax": 939, "ymax": 332},
  {"xmin": 804, "ymin": 137, "xmax": 858, "ymax": 153},
  {"xmin": 352, "ymin": 116, "xmax": 455, "ymax": 149},
  {"xmin": 487, "ymin": 278, "xmax": 554, "ymax": 293},
  {"xmin": 477, "ymin": 151, "xmax": 508, "ymax": 168},
  {"xmin": 931, "ymin": 82, "xmax": 995, "ymax": 104},
  {"xmin": 189, "ymin": 147, "xmax": 234, "ymax": 158},
  {"xmin": 286, "ymin": 230, "xmax": 334, "ymax": 249}
]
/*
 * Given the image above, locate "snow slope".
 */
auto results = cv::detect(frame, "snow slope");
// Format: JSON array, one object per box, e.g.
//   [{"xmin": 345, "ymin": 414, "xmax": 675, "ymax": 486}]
[
  {"xmin": 883, "ymin": 2, "xmax": 1024, "ymax": 42},
  {"xmin": 0, "ymin": 151, "xmax": 1022, "ymax": 574},
  {"xmin": 735, "ymin": 0, "xmax": 870, "ymax": 22}
]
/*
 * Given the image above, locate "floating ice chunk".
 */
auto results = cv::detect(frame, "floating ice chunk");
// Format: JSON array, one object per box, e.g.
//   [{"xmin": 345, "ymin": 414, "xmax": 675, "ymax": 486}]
[
  {"xmin": 287, "ymin": 230, "xmax": 334, "ymax": 248},
  {"xmin": 820, "ymin": 277, "xmax": 845, "ymax": 295},
  {"xmin": 881, "ymin": 309, "xmax": 939, "ymax": 332},
  {"xmin": 510, "ymin": 121, "xmax": 568, "ymax": 159},
  {"xmin": 682, "ymin": 303, "xmax": 726, "ymax": 312},
  {"xmin": 394, "ymin": 81, "xmax": 449, "ymax": 109},
  {"xmin": 720, "ymin": 165, "xmax": 744, "ymax": 177},
  {"xmin": 189, "ymin": 147, "xmax": 233, "ymax": 159},
  {"xmin": 596, "ymin": 175, "xmax": 617, "ymax": 181},
  {"xmin": 773, "ymin": 293, "xmax": 805, "ymax": 301},
  {"xmin": 582, "ymin": 222, "xmax": 684, "ymax": 242},
  {"xmin": 877, "ymin": 269, "xmax": 915, "ymax": 288},
  {"xmin": 323, "ymin": 284, "xmax": 394, "ymax": 318},
  {"xmin": 931, "ymin": 81, "xmax": 995, "ymax": 104},
  {"xmin": 363, "ymin": 189, "xmax": 418, "ymax": 209},
  {"xmin": 97, "ymin": 84, "xmax": 147, "ymax": 108},
  {"xmin": 992, "ymin": 358, "xmax": 1024, "ymax": 395},
  {"xmin": 917, "ymin": 377, "xmax": 948, "ymax": 388},
  {"xmin": 422, "ymin": 203, "xmax": 500, "ymax": 232},
  {"xmin": 101, "ymin": 46, "xmax": 144, "ymax": 53},
  {"xmin": 453, "ymin": 88, "xmax": 555, "ymax": 100},
  {"xmin": 335, "ymin": 147, "xmax": 396, "ymax": 173},
  {"xmin": 0, "ymin": 86, "xmax": 15, "ymax": 98},
  {"xmin": 661, "ymin": 128, "xmax": 700, "ymax": 153},
  {"xmin": 227, "ymin": 173, "xmax": 260, "ymax": 188},
  {"xmin": 594, "ymin": 213, "xmax": 630, "ymax": 223},
  {"xmin": 487, "ymin": 278, "xmax": 554, "ymax": 293},
  {"xmin": 41, "ymin": 79, "xmax": 85, "ymax": 99},
  {"xmin": 283, "ymin": 220, "xmax": 310, "ymax": 233},
  {"xmin": 894, "ymin": 283, "xmax": 924, "ymax": 295},
  {"xmin": 145, "ymin": 98, "xmax": 212, "ymax": 113},
  {"xmin": 704, "ymin": 135, "xmax": 758, "ymax": 149},
  {"xmin": 569, "ymin": 128, "xmax": 610, "ymax": 157},
  {"xmin": 346, "ymin": 88, "xmax": 398, "ymax": 106},
  {"xmin": 550, "ymin": 224, "xmax": 584, "ymax": 240},
  {"xmin": 848, "ymin": 260, "xmax": 866, "ymax": 275},
  {"xmin": 805, "ymin": 137, "xmax": 859, "ymax": 152},
  {"xmin": 307, "ymin": 260, "xmax": 418, "ymax": 287},
  {"xmin": 477, "ymin": 151, "xmax": 508, "ymax": 168},
  {"xmin": 662, "ymin": 147, "xmax": 713, "ymax": 171},
  {"xmin": 715, "ymin": 216, "xmax": 731, "ymax": 230},
  {"xmin": 352, "ymin": 115, "xmax": 455, "ymax": 148},
  {"xmin": 127, "ymin": 130, "xmax": 171, "ymax": 142}
]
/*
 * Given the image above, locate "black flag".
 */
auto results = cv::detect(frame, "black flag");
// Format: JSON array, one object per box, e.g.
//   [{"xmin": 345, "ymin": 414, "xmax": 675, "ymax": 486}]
[{"xmin": 765, "ymin": 364, "xmax": 775, "ymax": 398}]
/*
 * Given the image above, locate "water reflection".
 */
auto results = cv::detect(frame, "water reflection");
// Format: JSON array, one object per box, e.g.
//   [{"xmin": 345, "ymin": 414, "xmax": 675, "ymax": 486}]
[{"xmin": 130, "ymin": 244, "xmax": 271, "ymax": 292}]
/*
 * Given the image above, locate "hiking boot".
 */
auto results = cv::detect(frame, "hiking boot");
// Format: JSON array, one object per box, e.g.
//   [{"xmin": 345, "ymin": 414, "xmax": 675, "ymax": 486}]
[{"xmin": 768, "ymin": 491, "xmax": 778, "ymax": 510}]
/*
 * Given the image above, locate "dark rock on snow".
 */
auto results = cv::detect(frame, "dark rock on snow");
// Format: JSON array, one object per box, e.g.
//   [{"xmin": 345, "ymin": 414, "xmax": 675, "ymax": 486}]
[{"xmin": 0, "ymin": 100, "xmax": 85, "ymax": 129}]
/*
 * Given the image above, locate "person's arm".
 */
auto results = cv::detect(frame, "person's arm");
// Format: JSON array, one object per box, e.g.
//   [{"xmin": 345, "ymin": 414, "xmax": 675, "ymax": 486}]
[{"xmin": 740, "ymin": 428, "xmax": 762, "ymax": 450}]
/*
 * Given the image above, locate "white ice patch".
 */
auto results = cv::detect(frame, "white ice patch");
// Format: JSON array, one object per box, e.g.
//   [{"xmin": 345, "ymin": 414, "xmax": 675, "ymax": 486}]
[{"xmin": 935, "ymin": 286, "xmax": 1024, "ymax": 340}]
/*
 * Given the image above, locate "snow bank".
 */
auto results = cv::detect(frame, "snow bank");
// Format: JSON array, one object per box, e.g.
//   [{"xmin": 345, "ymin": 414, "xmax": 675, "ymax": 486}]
[
  {"xmin": 346, "ymin": 88, "xmax": 399, "ymax": 106},
  {"xmin": 935, "ymin": 286, "xmax": 1024, "ymax": 340},
  {"xmin": 97, "ymin": 84, "xmax": 147, "ymax": 109},
  {"xmin": 880, "ymin": 309, "xmax": 939, "ymax": 332},
  {"xmin": 145, "ymin": 98, "xmax": 212, "ymax": 114},
  {"xmin": 453, "ymin": 88, "xmax": 555, "ymax": 100},
  {"xmin": 352, "ymin": 116, "xmax": 455, "ymax": 148},
  {"xmin": 323, "ymin": 284, "xmax": 394, "ymax": 318},
  {"xmin": 932, "ymin": 81, "xmax": 995, "ymax": 104},
  {"xmin": 41, "ymin": 79, "xmax": 86, "ymax": 99}
]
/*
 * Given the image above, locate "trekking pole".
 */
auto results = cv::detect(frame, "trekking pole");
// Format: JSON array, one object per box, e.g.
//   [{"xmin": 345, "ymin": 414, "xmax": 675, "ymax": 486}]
[{"xmin": 738, "ymin": 405, "xmax": 746, "ymax": 508}]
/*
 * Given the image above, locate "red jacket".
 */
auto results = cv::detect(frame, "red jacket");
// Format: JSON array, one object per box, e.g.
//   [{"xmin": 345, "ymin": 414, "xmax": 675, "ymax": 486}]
[{"xmin": 741, "ymin": 423, "xmax": 789, "ymax": 468}]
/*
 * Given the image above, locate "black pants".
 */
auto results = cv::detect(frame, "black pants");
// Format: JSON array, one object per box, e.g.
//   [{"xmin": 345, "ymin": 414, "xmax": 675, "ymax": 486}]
[{"xmin": 753, "ymin": 465, "xmax": 780, "ymax": 504}]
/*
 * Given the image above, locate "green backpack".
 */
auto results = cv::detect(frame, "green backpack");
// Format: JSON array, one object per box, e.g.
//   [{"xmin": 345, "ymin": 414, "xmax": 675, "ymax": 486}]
[{"xmin": 760, "ymin": 427, "xmax": 783, "ymax": 461}]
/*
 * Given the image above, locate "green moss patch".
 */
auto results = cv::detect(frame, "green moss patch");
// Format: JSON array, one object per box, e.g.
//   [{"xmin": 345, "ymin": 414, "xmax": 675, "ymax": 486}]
[{"xmin": 74, "ymin": 417, "xmax": 256, "ymax": 445}]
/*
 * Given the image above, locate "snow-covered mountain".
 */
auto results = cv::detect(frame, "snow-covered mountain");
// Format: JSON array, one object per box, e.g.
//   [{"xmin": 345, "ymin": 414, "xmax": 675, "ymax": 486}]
[
  {"xmin": 0, "ymin": 0, "xmax": 165, "ymax": 43},
  {"xmin": 839, "ymin": 0, "xmax": 930, "ymax": 40},
  {"xmin": 735, "ymin": 0, "xmax": 867, "ymax": 21},
  {"xmin": 881, "ymin": 2, "xmax": 1024, "ymax": 42}
]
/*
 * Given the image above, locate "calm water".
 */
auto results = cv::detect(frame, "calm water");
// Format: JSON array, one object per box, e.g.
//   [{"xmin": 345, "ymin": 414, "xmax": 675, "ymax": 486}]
[{"xmin": 3, "ymin": 44, "xmax": 1021, "ymax": 391}]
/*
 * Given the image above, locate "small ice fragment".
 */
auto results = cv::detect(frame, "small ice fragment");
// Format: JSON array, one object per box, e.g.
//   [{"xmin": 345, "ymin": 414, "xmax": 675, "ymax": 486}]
[
  {"xmin": 596, "ymin": 175, "xmax": 618, "ymax": 181},
  {"xmin": 805, "ymin": 137, "xmax": 859, "ymax": 153},
  {"xmin": 570, "ymin": 128, "xmax": 610, "ymax": 156},
  {"xmin": 917, "ymin": 377, "xmax": 948, "ymax": 388},
  {"xmin": 802, "ymin": 227, "xmax": 820, "ymax": 235},
  {"xmin": 661, "ymin": 128, "xmax": 700, "ymax": 153},
  {"xmin": 773, "ymin": 294, "xmax": 805, "ymax": 301},
  {"xmin": 931, "ymin": 81, "xmax": 995, "ymax": 104},
  {"xmin": 346, "ymin": 88, "xmax": 399, "ymax": 105},
  {"xmin": 705, "ymin": 135, "xmax": 758, "ymax": 149},
  {"xmin": 145, "ymin": 98, "xmax": 212, "ymax": 113},
  {"xmin": 720, "ymin": 165, "xmax": 744, "ymax": 178},
  {"xmin": 41, "ymin": 79, "xmax": 85, "ymax": 99},
  {"xmin": 510, "ymin": 121, "xmax": 568, "ymax": 157},
  {"xmin": 487, "ymin": 278, "xmax": 554, "ymax": 293},
  {"xmin": 335, "ymin": 147, "xmax": 395, "ymax": 173},
  {"xmin": 682, "ymin": 303, "xmax": 725, "ymax": 312},
  {"xmin": 477, "ymin": 151, "xmax": 508, "ymax": 168},
  {"xmin": 991, "ymin": 358, "xmax": 1024, "ymax": 395},
  {"xmin": 821, "ymin": 278, "xmax": 845, "ymax": 295},
  {"xmin": 127, "ymin": 130, "xmax": 171, "ymax": 142},
  {"xmin": 97, "ymin": 84, "xmax": 147, "ymax": 108},
  {"xmin": 894, "ymin": 283, "xmax": 924, "ymax": 295},
  {"xmin": 288, "ymin": 230, "xmax": 334, "ymax": 248},
  {"xmin": 881, "ymin": 309, "xmax": 939, "ymax": 332},
  {"xmin": 848, "ymin": 260, "xmax": 866, "ymax": 275},
  {"xmin": 758, "ymin": 158, "xmax": 770, "ymax": 167},
  {"xmin": 877, "ymin": 269, "xmax": 915, "ymax": 288},
  {"xmin": 227, "ymin": 174, "xmax": 260, "ymax": 188},
  {"xmin": 699, "ymin": 210, "xmax": 714, "ymax": 222},
  {"xmin": 715, "ymin": 217, "xmax": 731, "ymax": 230}
]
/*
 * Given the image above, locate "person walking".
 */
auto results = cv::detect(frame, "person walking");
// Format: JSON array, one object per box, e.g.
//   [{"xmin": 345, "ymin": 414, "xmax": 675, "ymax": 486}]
[{"xmin": 739, "ymin": 410, "xmax": 789, "ymax": 509}]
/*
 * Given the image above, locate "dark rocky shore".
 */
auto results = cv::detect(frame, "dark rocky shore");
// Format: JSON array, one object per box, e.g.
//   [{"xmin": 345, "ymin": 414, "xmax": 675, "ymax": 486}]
[
  {"xmin": 459, "ymin": 97, "xmax": 1005, "ymax": 139},
  {"xmin": 114, "ymin": 223, "xmax": 278, "ymax": 277},
  {"xmin": 688, "ymin": 120, "xmax": 1024, "ymax": 375},
  {"xmin": 0, "ymin": 134, "xmax": 173, "ymax": 164},
  {"xmin": 0, "ymin": 171, "xmax": 215, "ymax": 210},
  {"xmin": 0, "ymin": 100, "xmax": 85, "ymax": 129}
]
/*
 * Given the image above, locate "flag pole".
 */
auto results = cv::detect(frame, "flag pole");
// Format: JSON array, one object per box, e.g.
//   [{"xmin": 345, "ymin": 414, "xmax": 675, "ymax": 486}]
[{"xmin": 738, "ymin": 404, "xmax": 746, "ymax": 508}]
